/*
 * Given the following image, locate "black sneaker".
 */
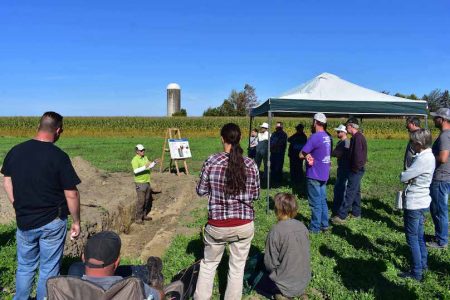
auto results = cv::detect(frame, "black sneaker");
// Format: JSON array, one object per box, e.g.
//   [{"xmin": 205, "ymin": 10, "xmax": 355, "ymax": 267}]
[
  {"xmin": 426, "ymin": 241, "xmax": 448, "ymax": 249},
  {"xmin": 398, "ymin": 271, "xmax": 422, "ymax": 282},
  {"xmin": 147, "ymin": 256, "xmax": 164, "ymax": 289}
]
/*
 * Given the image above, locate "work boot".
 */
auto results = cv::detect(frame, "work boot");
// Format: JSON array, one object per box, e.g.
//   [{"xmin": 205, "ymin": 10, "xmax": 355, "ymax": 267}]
[
  {"xmin": 147, "ymin": 256, "xmax": 164, "ymax": 290},
  {"xmin": 143, "ymin": 216, "xmax": 153, "ymax": 221},
  {"xmin": 331, "ymin": 216, "xmax": 346, "ymax": 225}
]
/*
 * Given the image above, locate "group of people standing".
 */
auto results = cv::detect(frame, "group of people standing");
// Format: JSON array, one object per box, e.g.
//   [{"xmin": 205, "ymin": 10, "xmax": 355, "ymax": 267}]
[
  {"xmin": 398, "ymin": 109, "xmax": 450, "ymax": 282},
  {"xmin": 248, "ymin": 113, "xmax": 368, "ymax": 232}
]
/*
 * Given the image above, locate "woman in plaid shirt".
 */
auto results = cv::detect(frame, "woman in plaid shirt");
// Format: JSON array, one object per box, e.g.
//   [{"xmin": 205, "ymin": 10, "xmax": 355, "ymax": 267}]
[{"xmin": 194, "ymin": 123, "xmax": 260, "ymax": 300}]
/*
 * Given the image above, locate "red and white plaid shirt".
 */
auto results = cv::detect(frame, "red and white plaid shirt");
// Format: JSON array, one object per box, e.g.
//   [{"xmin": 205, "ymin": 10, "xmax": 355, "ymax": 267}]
[{"xmin": 197, "ymin": 152, "xmax": 260, "ymax": 221}]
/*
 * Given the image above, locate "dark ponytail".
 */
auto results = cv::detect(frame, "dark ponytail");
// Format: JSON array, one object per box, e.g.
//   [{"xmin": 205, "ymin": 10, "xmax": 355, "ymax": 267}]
[{"xmin": 221, "ymin": 123, "xmax": 247, "ymax": 196}]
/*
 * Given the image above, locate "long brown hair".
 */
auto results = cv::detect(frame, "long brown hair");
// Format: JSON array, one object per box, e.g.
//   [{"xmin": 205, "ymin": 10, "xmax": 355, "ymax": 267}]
[{"xmin": 221, "ymin": 123, "xmax": 247, "ymax": 196}]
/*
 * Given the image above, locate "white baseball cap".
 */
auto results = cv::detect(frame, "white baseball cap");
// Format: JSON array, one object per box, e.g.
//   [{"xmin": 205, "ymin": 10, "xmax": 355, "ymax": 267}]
[
  {"xmin": 334, "ymin": 124, "xmax": 347, "ymax": 133},
  {"xmin": 135, "ymin": 144, "xmax": 145, "ymax": 151},
  {"xmin": 260, "ymin": 122, "xmax": 269, "ymax": 129},
  {"xmin": 313, "ymin": 113, "xmax": 327, "ymax": 124}
]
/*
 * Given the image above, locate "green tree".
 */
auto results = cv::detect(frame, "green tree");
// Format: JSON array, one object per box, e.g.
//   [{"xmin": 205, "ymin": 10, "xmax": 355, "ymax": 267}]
[
  {"xmin": 203, "ymin": 84, "xmax": 258, "ymax": 116},
  {"xmin": 426, "ymin": 89, "xmax": 442, "ymax": 111},
  {"xmin": 172, "ymin": 108, "xmax": 187, "ymax": 117}
]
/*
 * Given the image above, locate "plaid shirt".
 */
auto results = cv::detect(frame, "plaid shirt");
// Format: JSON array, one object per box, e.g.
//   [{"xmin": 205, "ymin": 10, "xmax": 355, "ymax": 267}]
[{"xmin": 197, "ymin": 152, "xmax": 260, "ymax": 221}]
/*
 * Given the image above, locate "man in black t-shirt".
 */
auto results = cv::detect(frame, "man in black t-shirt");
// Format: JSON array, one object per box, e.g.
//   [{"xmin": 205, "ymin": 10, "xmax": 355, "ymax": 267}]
[{"xmin": 1, "ymin": 111, "xmax": 81, "ymax": 300}]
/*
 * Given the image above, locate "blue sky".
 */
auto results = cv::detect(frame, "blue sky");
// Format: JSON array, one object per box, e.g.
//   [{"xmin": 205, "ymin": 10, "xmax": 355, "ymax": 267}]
[{"xmin": 1, "ymin": 0, "xmax": 449, "ymax": 116}]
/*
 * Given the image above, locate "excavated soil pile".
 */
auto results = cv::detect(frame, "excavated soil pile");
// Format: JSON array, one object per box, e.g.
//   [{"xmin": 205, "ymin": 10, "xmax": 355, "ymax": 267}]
[{"xmin": 0, "ymin": 157, "xmax": 203, "ymax": 260}]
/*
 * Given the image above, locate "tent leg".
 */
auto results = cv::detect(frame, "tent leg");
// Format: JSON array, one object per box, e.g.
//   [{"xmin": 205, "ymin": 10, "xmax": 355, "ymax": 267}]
[
  {"xmin": 248, "ymin": 116, "xmax": 254, "ymax": 150},
  {"xmin": 266, "ymin": 111, "xmax": 273, "ymax": 214},
  {"xmin": 360, "ymin": 117, "xmax": 364, "ymax": 133}
]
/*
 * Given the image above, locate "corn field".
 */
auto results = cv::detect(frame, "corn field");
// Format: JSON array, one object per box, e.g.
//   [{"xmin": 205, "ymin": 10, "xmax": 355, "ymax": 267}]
[{"xmin": 0, "ymin": 116, "xmax": 437, "ymax": 139}]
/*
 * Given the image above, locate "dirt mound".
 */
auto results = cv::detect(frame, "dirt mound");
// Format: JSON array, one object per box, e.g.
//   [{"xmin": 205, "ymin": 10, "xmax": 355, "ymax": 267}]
[{"xmin": 0, "ymin": 157, "xmax": 203, "ymax": 259}]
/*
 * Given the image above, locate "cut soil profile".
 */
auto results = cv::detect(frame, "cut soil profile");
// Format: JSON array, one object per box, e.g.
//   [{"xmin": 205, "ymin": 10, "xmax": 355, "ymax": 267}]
[{"xmin": 0, "ymin": 157, "xmax": 204, "ymax": 261}]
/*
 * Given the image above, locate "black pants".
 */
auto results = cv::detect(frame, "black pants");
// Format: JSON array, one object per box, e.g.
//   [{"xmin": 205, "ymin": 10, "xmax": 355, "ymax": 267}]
[
  {"xmin": 270, "ymin": 153, "xmax": 285, "ymax": 183},
  {"xmin": 337, "ymin": 168, "xmax": 365, "ymax": 219},
  {"xmin": 289, "ymin": 156, "xmax": 304, "ymax": 186}
]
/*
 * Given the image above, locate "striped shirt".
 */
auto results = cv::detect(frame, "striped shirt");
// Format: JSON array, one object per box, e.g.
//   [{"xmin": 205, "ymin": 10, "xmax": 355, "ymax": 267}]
[{"xmin": 197, "ymin": 152, "xmax": 260, "ymax": 221}]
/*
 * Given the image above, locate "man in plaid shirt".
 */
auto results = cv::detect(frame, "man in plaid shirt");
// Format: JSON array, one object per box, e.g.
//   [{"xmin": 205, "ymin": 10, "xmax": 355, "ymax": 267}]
[{"xmin": 194, "ymin": 123, "xmax": 260, "ymax": 300}]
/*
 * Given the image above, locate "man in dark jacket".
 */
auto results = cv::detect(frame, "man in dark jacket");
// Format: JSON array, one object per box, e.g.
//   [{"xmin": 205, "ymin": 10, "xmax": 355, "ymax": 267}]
[
  {"xmin": 270, "ymin": 122, "xmax": 288, "ymax": 184},
  {"xmin": 288, "ymin": 124, "xmax": 307, "ymax": 187},
  {"xmin": 332, "ymin": 117, "xmax": 367, "ymax": 224}
]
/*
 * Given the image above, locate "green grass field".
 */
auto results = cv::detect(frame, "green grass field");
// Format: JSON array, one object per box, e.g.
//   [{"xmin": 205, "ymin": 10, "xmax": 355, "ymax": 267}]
[{"xmin": 0, "ymin": 136, "xmax": 449, "ymax": 299}]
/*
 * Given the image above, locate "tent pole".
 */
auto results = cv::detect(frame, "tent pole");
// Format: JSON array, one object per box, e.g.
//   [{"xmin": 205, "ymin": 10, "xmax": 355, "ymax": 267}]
[
  {"xmin": 267, "ymin": 111, "xmax": 273, "ymax": 214},
  {"xmin": 248, "ymin": 116, "xmax": 254, "ymax": 150}
]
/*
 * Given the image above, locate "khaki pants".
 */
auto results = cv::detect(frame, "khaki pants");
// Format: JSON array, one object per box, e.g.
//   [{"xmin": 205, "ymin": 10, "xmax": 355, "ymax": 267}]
[
  {"xmin": 135, "ymin": 182, "xmax": 151, "ymax": 221},
  {"xmin": 194, "ymin": 221, "xmax": 254, "ymax": 300}
]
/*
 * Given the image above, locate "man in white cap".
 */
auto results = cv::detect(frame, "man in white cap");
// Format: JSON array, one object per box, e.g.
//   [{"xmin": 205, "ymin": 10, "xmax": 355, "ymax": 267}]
[
  {"xmin": 332, "ymin": 117, "xmax": 367, "ymax": 224},
  {"xmin": 255, "ymin": 122, "xmax": 269, "ymax": 176},
  {"xmin": 299, "ymin": 113, "xmax": 331, "ymax": 233},
  {"xmin": 428, "ymin": 108, "xmax": 450, "ymax": 249},
  {"xmin": 131, "ymin": 144, "xmax": 157, "ymax": 224},
  {"xmin": 331, "ymin": 124, "xmax": 350, "ymax": 216}
]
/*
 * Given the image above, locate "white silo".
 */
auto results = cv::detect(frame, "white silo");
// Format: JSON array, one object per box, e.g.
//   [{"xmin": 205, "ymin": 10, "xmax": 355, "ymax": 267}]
[{"xmin": 167, "ymin": 83, "xmax": 181, "ymax": 116}]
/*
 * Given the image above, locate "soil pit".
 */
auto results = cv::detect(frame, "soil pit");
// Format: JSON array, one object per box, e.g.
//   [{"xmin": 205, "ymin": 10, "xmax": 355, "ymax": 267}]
[{"xmin": 0, "ymin": 157, "xmax": 204, "ymax": 261}]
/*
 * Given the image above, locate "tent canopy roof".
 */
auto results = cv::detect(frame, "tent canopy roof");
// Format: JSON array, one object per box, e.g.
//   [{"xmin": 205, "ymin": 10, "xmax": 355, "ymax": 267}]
[{"xmin": 251, "ymin": 73, "xmax": 428, "ymax": 117}]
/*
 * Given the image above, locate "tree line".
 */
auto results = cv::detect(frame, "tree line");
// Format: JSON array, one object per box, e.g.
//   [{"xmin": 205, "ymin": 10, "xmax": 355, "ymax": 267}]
[
  {"xmin": 382, "ymin": 89, "xmax": 449, "ymax": 111},
  {"xmin": 203, "ymin": 86, "xmax": 449, "ymax": 117}
]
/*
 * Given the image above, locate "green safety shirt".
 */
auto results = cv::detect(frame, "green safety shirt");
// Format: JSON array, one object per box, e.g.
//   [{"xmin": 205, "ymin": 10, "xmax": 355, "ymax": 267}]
[{"xmin": 131, "ymin": 155, "xmax": 151, "ymax": 183}]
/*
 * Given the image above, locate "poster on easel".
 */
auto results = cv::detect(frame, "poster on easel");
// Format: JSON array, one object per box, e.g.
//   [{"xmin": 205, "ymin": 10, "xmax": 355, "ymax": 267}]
[{"xmin": 168, "ymin": 139, "xmax": 192, "ymax": 159}]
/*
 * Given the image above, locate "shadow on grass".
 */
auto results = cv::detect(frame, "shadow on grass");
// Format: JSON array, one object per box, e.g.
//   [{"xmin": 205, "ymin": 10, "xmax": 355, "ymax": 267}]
[
  {"xmin": 0, "ymin": 226, "xmax": 16, "ymax": 248},
  {"xmin": 332, "ymin": 225, "xmax": 383, "ymax": 255},
  {"xmin": 320, "ymin": 245, "xmax": 417, "ymax": 299},
  {"xmin": 367, "ymin": 197, "xmax": 402, "ymax": 216},
  {"xmin": 362, "ymin": 198, "xmax": 404, "ymax": 232}
]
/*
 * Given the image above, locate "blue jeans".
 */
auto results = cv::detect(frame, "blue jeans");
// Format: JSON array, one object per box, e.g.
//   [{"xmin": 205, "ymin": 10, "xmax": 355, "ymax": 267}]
[
  {"xmin": 404, "ymin": 209, "xmax": 428, "ymax": 280},
  {"xmin": 307, "ymin": 178, "xmax": 329, "ymax": 233},
  {"xmin": 15, "ymin": 218, "xmax": 67, "ymax": 300},
  {"xmin": 429, "ymin": 180, "xmax": 450, "ymax": 246},
  {"xmin": 333, "ymin": 167, "xmax": 349, "ymax": 215},
  {"xmin": 337, "ymin": 168, "xmax": 364, "ymax": 219}
]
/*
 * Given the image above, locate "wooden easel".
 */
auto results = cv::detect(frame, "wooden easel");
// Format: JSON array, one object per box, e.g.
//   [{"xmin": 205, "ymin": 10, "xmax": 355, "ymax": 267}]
[{"xmin": 160, "ymin": 128, "xmax": 190, "ymax": 176}]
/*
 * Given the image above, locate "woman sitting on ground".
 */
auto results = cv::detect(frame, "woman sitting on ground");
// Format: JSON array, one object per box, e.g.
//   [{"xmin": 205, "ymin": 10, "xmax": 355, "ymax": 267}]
[
  {"xmin": 399, "ymin": 129, "xmax": 435, "ymax": 281},
  {"xmin": 255, "ymin": 192, "xmax": 311, "ymax": 299}
]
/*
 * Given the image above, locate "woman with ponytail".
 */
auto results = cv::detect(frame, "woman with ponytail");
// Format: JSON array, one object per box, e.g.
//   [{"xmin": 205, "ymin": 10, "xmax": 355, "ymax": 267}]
[{"xmin": 194, "ymin": 123, "xmax": 260, "ymax": 300}]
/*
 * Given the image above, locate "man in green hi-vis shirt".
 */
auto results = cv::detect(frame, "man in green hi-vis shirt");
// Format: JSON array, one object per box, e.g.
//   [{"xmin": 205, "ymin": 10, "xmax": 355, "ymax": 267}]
[{"xmin": 131, "ymin": 144, "xmax": 158, "ymax": 224}]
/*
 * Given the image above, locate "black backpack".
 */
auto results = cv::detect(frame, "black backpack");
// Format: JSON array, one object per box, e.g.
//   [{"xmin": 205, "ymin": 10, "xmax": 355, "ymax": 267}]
[{"xmin": 165, "ymin": 260, "xmax": 201, "ymax": 300}]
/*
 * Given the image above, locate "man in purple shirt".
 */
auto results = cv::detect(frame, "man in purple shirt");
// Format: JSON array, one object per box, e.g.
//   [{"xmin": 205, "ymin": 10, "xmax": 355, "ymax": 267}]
[
  {"xmin": 332, "ymin": 117, "xmax": 367, "ymax": 224},
  {"xmin": 300, "ymin": 113, "xmax": 331, "ymax": 233}
]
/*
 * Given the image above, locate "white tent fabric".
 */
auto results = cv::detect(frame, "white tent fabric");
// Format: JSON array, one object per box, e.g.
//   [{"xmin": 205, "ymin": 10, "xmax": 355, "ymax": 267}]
[{"xmin": 279, "ymin": 72, "xmax": 424, "ymax": 103}]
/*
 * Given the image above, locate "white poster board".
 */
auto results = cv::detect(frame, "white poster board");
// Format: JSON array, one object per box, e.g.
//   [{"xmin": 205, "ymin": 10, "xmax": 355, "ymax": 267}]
[{"xmin": 168, "ymin": 139, "xmax": 192, "ymax": 159}]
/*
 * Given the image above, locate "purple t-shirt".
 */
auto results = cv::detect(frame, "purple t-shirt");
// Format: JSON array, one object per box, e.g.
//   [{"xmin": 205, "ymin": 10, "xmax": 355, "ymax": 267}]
[{"xmin": 302, "ymin": 131, "xmax": 331, "ymax": 181}]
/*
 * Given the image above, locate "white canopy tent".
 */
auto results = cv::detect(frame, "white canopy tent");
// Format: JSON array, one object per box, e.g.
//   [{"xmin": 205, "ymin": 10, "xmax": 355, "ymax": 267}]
[{"xmin": 250, "ymin": 72, "xmax": 429, "ymax": 212}]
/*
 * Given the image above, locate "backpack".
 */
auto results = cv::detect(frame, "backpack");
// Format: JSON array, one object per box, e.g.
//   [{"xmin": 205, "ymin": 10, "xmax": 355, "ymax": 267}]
[
  {"xmin": 243, "ymin": 253, "xmax": 265, "ymax": 294},
  {"xmin": 166, "ymin": 260, "xmax": 201, "ymax": 300},
  {"xmin": 46, "ymin": 276, "xmax": 148, "ymax": 300}
]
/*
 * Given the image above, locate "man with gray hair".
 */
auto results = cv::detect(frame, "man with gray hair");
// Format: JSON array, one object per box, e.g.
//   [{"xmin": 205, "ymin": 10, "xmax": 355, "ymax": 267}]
[
  {"xmin": 1, "ymin": 111, "xmax": 81, "ymax": 299},
  {"xmin": 428, "ymin": 108, "xmax": 450, "ymax": 249},
  {"xmin": 404, "ymin": 116, "xmax": 421, "ymax": 170},
  {"xmin": 332, "ymin": 117, "xmax": 367, "ymax": 224}
]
